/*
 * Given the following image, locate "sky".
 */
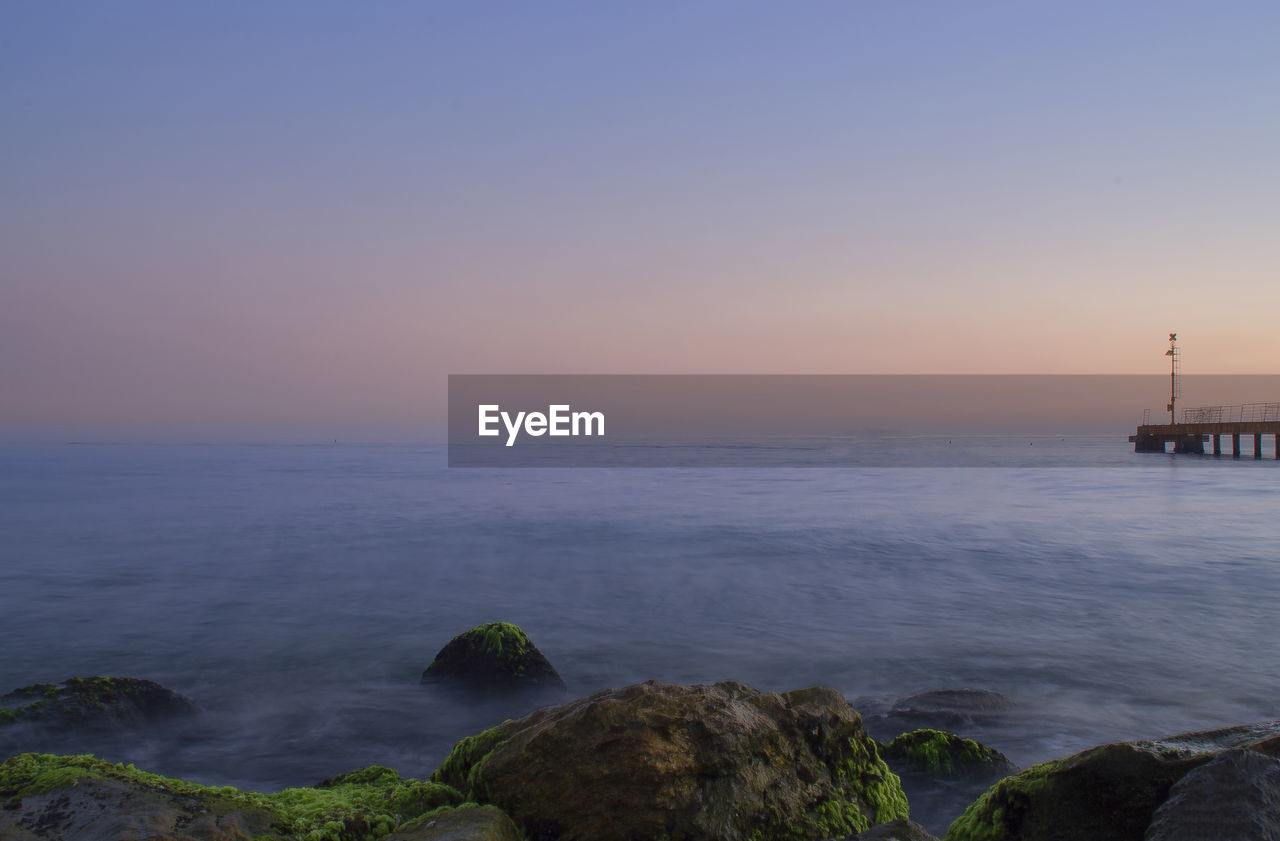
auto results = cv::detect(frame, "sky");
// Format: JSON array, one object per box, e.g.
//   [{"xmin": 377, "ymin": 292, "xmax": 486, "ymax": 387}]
[{"xmin": 3, "ymin": 2, "xmax": 1279, "ymax": 440}]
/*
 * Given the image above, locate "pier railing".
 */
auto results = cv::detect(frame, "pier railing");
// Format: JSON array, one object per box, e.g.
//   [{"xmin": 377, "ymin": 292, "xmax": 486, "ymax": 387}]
[
  {"xmin": 1134, "ymin": 401, "xmax": 1280, "ymax": 458},
  {"xmin": 1180, "ymin": 402, "xmax": 1280, "ymax": 424}
]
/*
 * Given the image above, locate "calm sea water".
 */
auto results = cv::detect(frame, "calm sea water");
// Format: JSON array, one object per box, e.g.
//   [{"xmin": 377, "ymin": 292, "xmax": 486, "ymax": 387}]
[{"xmin": 2, "ymin": 441, "xmax": 1279, "ymax": 808}]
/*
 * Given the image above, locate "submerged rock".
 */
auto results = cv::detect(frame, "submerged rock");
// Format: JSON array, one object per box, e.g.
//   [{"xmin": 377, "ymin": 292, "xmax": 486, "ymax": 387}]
[
  {"xmin": 891, "ymin": 690, "xmax": 1013, "ymax": 718},
  {"xmin": 855, "ymin": 689, "xmax": 1014, "ymax": 740},
  {"xmin": 421, "ymin": 623, "xmax": 564, "ymax": 691},
  {"xmin": 1145, "ymin": 748, "xmax": 1280, "ymax": 841},
  {"xmin": 881, "ymin": 729, "xmax": 1016, "ymax": 783},
  {"xmin": 431, "ymin": 680, "xmax": 908, "ymax": 841},
  {"xmin": 0, "ymin": 753, "xmax": 463, "ymax": 841},
  {"xmin": 1153, "ymin": 719, "xmax": 1280, "ymax": 759},
  {"xmin": 0, "ymin": 677, "xmax": 200, "ymax": 733}
]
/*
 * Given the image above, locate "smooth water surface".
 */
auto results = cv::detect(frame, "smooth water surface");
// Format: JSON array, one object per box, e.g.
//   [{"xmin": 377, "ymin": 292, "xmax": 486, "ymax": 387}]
[{"xmin": 2, "ymin": 441, "xmax": 1278, "ymax": 802}]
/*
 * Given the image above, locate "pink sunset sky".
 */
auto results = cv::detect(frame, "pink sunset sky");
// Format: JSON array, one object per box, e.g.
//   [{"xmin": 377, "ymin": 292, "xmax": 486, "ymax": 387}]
[{"xmin": 3, "ymin": 3, "xmax": 1278, "ymax": 440}]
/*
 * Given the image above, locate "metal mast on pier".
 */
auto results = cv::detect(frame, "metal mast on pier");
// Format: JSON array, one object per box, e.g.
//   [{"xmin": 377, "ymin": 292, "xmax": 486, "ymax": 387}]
[
  {"xmin": 1133, "ymin": 333, "xmax": 1280, "ymax": 458},
  {"xmin": 1165, "ymin": 333, "xmax": 1180, "ymax": 423}
]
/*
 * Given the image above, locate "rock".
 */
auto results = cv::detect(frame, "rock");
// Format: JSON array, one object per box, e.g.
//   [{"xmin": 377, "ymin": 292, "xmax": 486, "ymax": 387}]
[
  {"xmin": 878, "ymin": 730, "xmax": 1015, "ymax": 837},
  {"xmin": 0, "ymin": 755, "xmax": 276, "ymax": 841},
  {"xmin": 855, "ymin": 689, "xmax": 1014, "ymax": 740},
  {"xmin": 0, "ymin": 775, "xmax": 275, "ymax": 841},
  {"xmin": 854, "ymin": 688, "xmax": 1019, "ymax": 830},
  {"xmin": 1153, "ymin": 719, "xmax": 1280, "ymax": 759},
  {"xmin": 853, "ymin": 818, "xmax": 942, "ymax": 840},
  {"xmin": 945, "ymin": 741, "xmax": 1210, "ymax": 841},
  {"xmin": 946, "ymin": 719, "xmax": 1280, "ymax": 841},
  {"xmin": 0, "ymin": 753, "xmax": 463, "ymax": 841},
  {"xmin": 421, "ymin": 623, "xmax": 565, "ymax": 691},
  {"xmin": 309, "ymin": 764, "xmax": 464, "ymax": 816},
  {"xmin": 1145, "ymin": 748, "xmax": 1280, "ymax": 841},
  {"xmin": 0, "ymin": 677, "xmax": 201, "ymax": 733},
  {"xmin": 386, "ymin": 804, "xmax": 523, "ymax": 841},
  {"xmin": 431, "ymin": 680, "xmax": 909, "ymax": 841},
  {"xmin": 891, "ymin": 690, "xmax": 1013, "ymax": 719},
  {"xmin": 881, "ymin": 730, "xmax": 1017, "ymax": 783}
]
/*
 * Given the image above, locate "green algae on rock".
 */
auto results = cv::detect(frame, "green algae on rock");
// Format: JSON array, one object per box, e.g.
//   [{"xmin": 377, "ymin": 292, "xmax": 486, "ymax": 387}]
[
  {"xmin": 429, "ymin": 720, "xmax": 518, "ymax": 799},
  {"xmin": 882, "ymin": 730, "xmax": 1016, "ymax": 782},
  {"xmin": 421, "ymin": 622, "xmax": 564, "ymax": 691},
  {"xmin": 854, "ymin": 818, "xmax": 943, "ymax": 841},
  {"xmin": 432, "ymin": 680, "xmax": 908, "ymax": 841},
  {"xmin": 944, "ymin": 743, "xmax": 1208, "ymax": 841},
  {"xmin": 0, "ymin": 753, "xmax": 464, "ymax": 841},
  {"xmin": 385, "ymin": 803, "xmax": 523, "ymax": 841},
  {"xmin": 0, "ymin": 677, "xmax": 200, "ymax": 732},
  {"xmin": 944, "ymin": 719, "xmax": 1280, "ymax": 841}
]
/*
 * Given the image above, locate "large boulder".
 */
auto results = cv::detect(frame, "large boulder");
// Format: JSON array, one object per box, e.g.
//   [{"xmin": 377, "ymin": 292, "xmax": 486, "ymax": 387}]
[
  {"xmin": 0, "ymin": 677, "xmax": 200, "ymax": 733},
  {"xmin": 0, "ymin": 753, "xmax": 463, "ymax": 841},
  {"xmin": 945, "ymin": 720, "xmax": 1280, "ymax": 841},
  {"xmin": 1145, "ymin": 748, "xmax": 1280, "ymax": 841},
  {"xmin": 945, "ymin": 742, "xmax": 1208, "ymax": 841},
  {"xmin": 421, "ymin": 623, "xmax": 564, "ymax": 691},
  {"xmin": 431, "ymin": 680, "xmax": 909, "ymax": 841},
  {"xmin": 0, "ymin": 773, "xmax": 275, "ymax": 841}
]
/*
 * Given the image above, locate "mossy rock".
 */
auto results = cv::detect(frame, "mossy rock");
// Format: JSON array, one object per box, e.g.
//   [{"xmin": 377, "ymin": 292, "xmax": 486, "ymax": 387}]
[
  {"xmin": 0, "ymin": 753, "xmax": 463, "ymax": 841},
  {"xmin": 945, "ymin": 719, "xmax": 1280, "ymax": 841},
  {"xmin": 877, "ymin": 729, "xmax": 1017, "ymax": 836},
  {"xmin": 432, "ymin": 680, "xmax": 908, "ymax": 841},
  {"xmin": 944, "ymin": 742, "xmax": 1209, "ymax": 841},
  {"xmin": 421, "ymin": 622, "xmax": 564, "ymax": 691},
  {"xmin": 0, "ymin": 676, "xmax": 200, "ymax": 732},
  {"xmin": 430, "ymin": 720, "xmax": 520, "ymax": 796},
  {"xmin": 882, "ymin": 730, "xmax": 1017, "ymax": 782},
  {"xmin": 854, "ymin": 818, "xmax": 943, "ymax": 840},
  {"xmin": 386, "ymin": 803, "xmax": 523, "ymax": 841}
]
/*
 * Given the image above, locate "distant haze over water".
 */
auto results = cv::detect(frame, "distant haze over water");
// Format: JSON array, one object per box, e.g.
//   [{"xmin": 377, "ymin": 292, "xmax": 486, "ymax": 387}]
[{"xmin": 448, "ymin": 375, "xmax": 1280, "ymax": 465}]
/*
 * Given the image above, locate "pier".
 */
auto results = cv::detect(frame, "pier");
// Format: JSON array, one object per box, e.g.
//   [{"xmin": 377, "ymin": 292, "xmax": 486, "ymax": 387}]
[{"xmin": 1130, "ymin": 402, "xmax": 1280, "ymax": 457}]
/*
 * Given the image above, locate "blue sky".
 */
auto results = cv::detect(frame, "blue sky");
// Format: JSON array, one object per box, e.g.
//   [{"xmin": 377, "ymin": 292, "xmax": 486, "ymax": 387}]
[{"xmin": 4, "ymin": 2, "xmax": 1279, "ymax": 438}]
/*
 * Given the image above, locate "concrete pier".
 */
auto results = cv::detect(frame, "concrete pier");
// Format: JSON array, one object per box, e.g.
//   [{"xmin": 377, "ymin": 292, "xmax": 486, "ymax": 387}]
[{"xmin": 1131, "ymin": 403, "xmax": 1280, "ymax": 458}]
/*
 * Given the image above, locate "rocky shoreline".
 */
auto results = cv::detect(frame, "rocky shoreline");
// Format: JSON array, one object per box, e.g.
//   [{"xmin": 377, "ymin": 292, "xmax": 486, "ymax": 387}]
[{"xmin": 4, "ymin": 623, "xmax": 1278, "ymax": 841}]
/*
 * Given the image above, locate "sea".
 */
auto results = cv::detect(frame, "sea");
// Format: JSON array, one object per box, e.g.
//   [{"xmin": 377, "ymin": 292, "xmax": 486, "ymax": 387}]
[{"xmin": 2, "ymin": 439, "xmax": 1279, "ymax": 829}]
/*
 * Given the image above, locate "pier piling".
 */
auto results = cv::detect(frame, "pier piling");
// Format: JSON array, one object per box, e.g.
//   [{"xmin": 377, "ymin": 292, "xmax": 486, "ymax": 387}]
[{"xmin": 1130, "ymin": 402, "xmax": 1280, "ymax": 459}]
